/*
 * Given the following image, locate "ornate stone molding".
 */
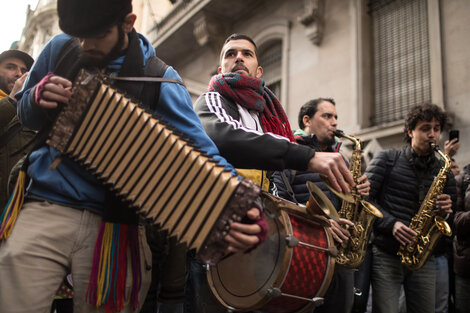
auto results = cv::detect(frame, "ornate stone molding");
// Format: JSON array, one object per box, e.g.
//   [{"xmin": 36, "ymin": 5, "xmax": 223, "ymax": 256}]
[
  {"xmin": 298, "ymin": 0, "xmax": 325, "ymax": 46},
  {"xmin": 192, "ymin": 12, "xmax": 226, "ymax": 50}
]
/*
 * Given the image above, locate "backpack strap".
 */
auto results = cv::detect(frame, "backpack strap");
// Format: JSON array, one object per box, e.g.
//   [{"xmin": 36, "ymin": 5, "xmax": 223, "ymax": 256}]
[
  {"xmin": 379, "ymin": 149, "xmax": 400, "ymax": 205},
  {"xmin": 280, "ymin": 171, "xmax": 299, "ymax": 205},
  {"xmin": 289, "ymin": 169, "xmax": 297, "ymax": 185},
  {"xmin": 54, "ymin": 37, "xmax": 81, "ymax": 80},
  {"xmin": 140, "ymin": 56, "xmax": 170, "ymax": 112}
]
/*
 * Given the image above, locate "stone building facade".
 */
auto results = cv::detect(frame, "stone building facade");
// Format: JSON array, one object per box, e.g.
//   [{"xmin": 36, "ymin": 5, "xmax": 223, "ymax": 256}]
[
  {"xmin": 150, "ymin": 0, "xmax": 470, "ymax": 166},
  {"xmin": 17, "ymin": 0, "xmax": 470, "ymax": 166},
  {"xmin": 18, "ymin": 0, "xmax": 60, "ymax": 59}
]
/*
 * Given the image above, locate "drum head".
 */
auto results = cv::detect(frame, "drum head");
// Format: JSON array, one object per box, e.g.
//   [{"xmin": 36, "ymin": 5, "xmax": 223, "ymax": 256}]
[{"xmin": 207, "ymin": 210, "xmax": 292, "ymax": 311}]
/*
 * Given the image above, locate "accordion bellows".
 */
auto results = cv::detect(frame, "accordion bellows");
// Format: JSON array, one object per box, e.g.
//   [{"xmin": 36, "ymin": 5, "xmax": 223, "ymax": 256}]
[{"xmin": 47, "ymin": 69, "xmax": 259, "ymax": 264}]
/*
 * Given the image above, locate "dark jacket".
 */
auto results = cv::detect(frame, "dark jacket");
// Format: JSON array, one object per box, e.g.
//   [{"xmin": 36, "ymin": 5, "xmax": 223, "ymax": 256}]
[
  {"xmin": 454, "ymin": 164, "xmax": 470, "ymax": 277},
  {"xmin": 272, "ymin": 130, "xmax": 342, "ymax": 209},
  {"xmin": 194, "ymin": 92, "xmax": 315, "ymax": 171},
  {"xmin": 366, "ymin": 145, "xmax": 456, "ymax": 255},
  {"xmin": 0, "ymin": 95, "xmax": 35, "ymax": 207}
]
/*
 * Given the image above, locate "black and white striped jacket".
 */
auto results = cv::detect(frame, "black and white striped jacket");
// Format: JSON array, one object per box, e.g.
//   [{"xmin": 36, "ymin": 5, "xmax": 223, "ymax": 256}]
[{"xmin": 194, "ymin": 92, "xmax": 315, "ymax": 171}]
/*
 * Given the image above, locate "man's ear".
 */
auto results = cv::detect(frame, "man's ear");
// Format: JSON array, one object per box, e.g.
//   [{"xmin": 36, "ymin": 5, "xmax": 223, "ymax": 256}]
[
  {"xmin": 122, "ymin": 13, "xmax": 137, "ymax": 33},
  {"xmin": 256, "ymin": 66, "xmax": 263, "ymax": 78},
  {"xmin": 303, "ymin": 115, "xmax": 311, "ymax": 127},
  {"xmin": 217, "ymin": 67, "xmax": 222, "ymax": 74},
  {"xmin": 407, "ymin": 129, "xmax": 413, "ymax": 139}
]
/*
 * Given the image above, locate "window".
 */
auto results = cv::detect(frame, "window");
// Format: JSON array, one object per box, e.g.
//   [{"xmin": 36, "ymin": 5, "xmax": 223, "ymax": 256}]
[
  {"xmin": 259, "ymin": 40, "xmax": 282, "ymax": 99},
  {"xmin": 370, "ymin": 0, "xmax": 431, "ymax": 125}
]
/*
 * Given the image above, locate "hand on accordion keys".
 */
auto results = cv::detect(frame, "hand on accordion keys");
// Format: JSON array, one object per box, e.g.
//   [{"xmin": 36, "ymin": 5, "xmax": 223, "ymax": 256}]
[
  {"xmin": 224, "ymin": 206, "xmax": 268, "ymax": 254},
  {"xmin": 34, "ymin": 74, "xmax": 72, "ymax": 109}
]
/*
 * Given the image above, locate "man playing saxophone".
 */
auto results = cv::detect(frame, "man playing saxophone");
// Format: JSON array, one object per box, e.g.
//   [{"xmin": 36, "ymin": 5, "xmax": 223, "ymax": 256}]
[
  {"xmin": 274, "ymin": 97, "xmax": 371, "ymax": 313},
  {"xmin": 365, "ymin": 103, "xmax": 456, "ymax": 313}
]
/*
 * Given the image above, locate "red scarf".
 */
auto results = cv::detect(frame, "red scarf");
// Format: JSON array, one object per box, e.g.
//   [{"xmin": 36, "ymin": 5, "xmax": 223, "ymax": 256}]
[{"xmin": 208, "ymin": 73, "xmax": 295, "ymax": 142}]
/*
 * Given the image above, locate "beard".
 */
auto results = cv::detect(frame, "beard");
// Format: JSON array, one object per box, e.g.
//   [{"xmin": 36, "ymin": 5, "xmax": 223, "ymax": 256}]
[
  {"xmin": 318, "ymin": 132, "xmax": 336, "ymax": 148},
  {"xmin": 324, "ymin": 136, "xmax": 336, "ymax": 148},
  {"xmin": 231, "ymin": 62, "xmax": 250, "ymax": 76},
  {"xmin": 79, "ymin": 27, "xmax": 126, "ymax": 69},
  {"xmin": 0, "ymin": 75, "xmax": 13, "ymax": 94}
]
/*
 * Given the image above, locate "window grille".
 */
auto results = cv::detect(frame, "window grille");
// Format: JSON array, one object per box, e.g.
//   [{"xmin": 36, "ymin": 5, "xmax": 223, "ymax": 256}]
[
  {"xmin": 259, "ymin": 40, "xmax": 282, "ymax": 99},
  {"xmin": 369, "ymin": 0, "xmax": 431, "ymax": 125}
]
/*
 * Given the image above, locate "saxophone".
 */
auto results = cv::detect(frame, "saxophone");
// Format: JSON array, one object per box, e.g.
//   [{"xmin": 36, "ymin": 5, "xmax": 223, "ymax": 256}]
[
  {"xmin": 397, "ymin": 143, "xmax": 452, "ymax": 271},
  {"xmin": 334, "ymin": 130, "xmax": 383, "ymax": 268}
]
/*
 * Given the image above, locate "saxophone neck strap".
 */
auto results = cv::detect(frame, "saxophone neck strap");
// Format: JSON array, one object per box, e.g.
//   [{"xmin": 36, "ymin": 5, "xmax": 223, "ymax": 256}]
[{"xmin": 280, "ymin": 171, "xmax": 299, "ymax": 205}]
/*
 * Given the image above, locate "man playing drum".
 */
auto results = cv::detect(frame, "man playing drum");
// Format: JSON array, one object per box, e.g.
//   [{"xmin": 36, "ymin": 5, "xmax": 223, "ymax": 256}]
[
  {"xmin": 185, "ymin": 34, "xmax": 355, "ymax": 313},
  {"xmin": 274, "ymin": 98, "xmax": 371, "ymax": 313}
]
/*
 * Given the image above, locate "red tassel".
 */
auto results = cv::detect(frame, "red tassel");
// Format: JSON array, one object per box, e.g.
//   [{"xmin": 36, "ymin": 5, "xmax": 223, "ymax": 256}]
[{"xmin": 87, "ymin": 223, "xmax": 141, "ymax": 313}]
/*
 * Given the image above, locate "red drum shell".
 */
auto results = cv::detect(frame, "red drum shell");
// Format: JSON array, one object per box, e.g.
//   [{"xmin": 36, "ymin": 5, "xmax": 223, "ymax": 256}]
[{"xmin": 207, "ymin": 210, "xmax": 335, "ymax": 312}]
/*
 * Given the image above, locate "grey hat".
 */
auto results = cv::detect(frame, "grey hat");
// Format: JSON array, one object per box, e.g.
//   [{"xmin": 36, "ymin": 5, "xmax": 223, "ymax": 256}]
[{"xmin": 0, "ymin": 50, "xmax": 34, "ymax": 70}]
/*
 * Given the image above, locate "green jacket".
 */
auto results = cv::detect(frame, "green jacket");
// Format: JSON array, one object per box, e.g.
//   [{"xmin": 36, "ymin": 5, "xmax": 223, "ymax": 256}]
[{"xmin": 0, "ymin": 93, "xmax": 36, "ymax": 207}]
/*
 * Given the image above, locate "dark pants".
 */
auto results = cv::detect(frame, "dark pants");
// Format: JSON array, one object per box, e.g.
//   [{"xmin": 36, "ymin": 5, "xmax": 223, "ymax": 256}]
[
  {"xmin": 315, "ymin": 265, "xmax": 355, "ymax": 313},
  {"xmin": 141, "ymin": 226, "xmax": 187, "ymax": 313},
  {"xmin": 51, "ymin": 299, "xmax": 73, "ymax": 313},
  {"xmin": 184, "ymin": 256, "xmax": 227, "ymax": 313},
  {"xmin": 352, "ymin": 245, "xmax": 373, "ymax": 313}
]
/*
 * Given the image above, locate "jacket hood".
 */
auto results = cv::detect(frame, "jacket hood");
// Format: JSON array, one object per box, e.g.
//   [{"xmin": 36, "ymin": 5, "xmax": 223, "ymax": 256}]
[
  {"xmin": 107, "ymin": 31, "xmax": 156, "ymax": 70},
  {"xmin": 293, "ymin": 129, "xmax": 341, "ymax": 152}
]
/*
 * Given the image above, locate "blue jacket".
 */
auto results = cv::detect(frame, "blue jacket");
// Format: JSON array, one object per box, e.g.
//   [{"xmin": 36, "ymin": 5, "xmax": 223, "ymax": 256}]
[{"xmin": 17, "ymin": 33, "xmax": 235, "ymax": 211}]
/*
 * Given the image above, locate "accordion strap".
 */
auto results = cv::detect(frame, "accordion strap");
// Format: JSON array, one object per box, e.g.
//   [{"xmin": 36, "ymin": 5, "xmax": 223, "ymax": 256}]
[{"xmin": 109, "ymin": 76, "xmax": 185, "ymax": 86}]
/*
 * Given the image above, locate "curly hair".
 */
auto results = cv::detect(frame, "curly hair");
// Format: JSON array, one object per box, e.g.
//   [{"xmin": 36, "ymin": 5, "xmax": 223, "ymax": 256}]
[
  {"xmin": 298, "ymin": 98, "xmax": 336, "ymax": 129},
  {"xmin": 403, "ymin": 102, "xmax": 447, "ymax": 143}
]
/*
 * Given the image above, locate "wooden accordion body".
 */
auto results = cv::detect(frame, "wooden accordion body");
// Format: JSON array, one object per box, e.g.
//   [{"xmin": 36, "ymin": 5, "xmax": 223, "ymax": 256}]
[{"xmin": 46, "ymin": 69, "xmax": 259, "ymax": 264}]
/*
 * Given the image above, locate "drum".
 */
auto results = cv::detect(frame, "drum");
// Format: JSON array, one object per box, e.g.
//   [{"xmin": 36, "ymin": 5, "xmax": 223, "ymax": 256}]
[{"xmin": 207, "ymin": 195, "xmax": 336, "ymax": 313}]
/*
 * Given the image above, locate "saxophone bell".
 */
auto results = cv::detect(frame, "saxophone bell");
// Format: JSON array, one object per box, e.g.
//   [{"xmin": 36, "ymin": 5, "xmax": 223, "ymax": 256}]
[
  {"xmin": 435, "ymin": 216, "xmax": 452, "ymax": 237},
  {"xmin": 360, "ymin": 200, "xmax": 383, "ymax": 218}
]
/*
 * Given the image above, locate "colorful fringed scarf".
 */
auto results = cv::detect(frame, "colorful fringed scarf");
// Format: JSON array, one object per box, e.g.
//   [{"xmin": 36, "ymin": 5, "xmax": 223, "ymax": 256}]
[
  {"xmin": 0, "ymin": 173, "xmax": 142, "ymax": 313},
  {"xmin": 208, "ymin": 73, "xmax": 295, "ymax": 142},
  {"xmin": 86, "ymin": 222, "xmax": 141, "ymax": 313},
  {"xmin": 86, "ymin": 192, "xmax": 141, "ymax": 313},
  {"xmin": 0, "ymin": 170, "xmax": 26, "ymax": 239}
]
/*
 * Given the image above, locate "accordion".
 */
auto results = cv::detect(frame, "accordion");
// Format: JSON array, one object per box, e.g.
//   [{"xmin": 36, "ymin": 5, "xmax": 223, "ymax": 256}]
[{"xmin": 46, "ymin": 69, "xmax": 259, "ymax": 264}]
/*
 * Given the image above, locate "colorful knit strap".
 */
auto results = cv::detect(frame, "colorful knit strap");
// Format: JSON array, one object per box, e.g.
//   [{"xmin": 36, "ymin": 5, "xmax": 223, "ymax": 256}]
[
  {"xmin": 0, "ymin": 170, "xmax": 26, "ymax": 239},
  {"xmin": 87, "ymin": 222, "xmax": 141, "ymax": 313}
]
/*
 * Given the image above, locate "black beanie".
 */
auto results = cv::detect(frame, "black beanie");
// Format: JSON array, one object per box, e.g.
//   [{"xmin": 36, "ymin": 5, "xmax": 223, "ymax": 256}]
[{"xmin": 57, "ymin": 0, "xmax": 132, "ymax": 38}]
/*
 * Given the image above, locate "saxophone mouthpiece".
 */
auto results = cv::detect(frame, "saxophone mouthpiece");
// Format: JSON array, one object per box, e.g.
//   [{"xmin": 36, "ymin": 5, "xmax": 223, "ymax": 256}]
[
  {"xmin": 333, "ymin": 130, "xmax": 344, "ymax": 137},
  {"xmin": 430, "ymin": 142, "xmax": 439, "ymax": 151}
]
